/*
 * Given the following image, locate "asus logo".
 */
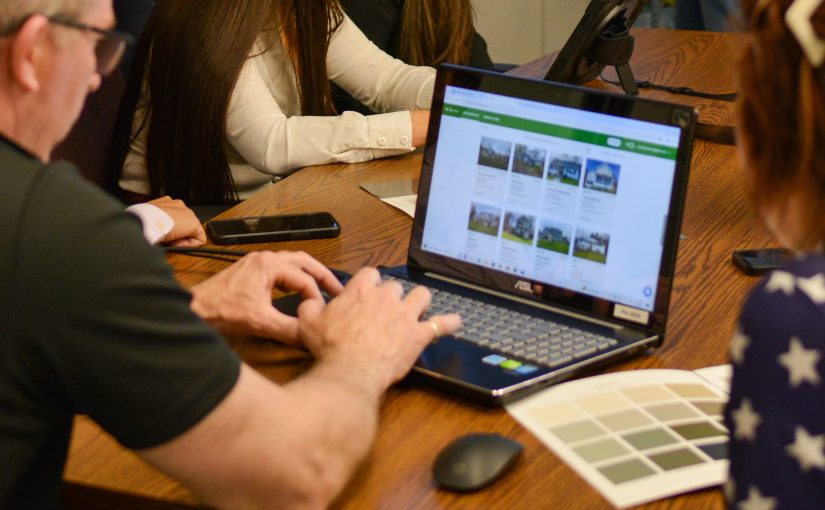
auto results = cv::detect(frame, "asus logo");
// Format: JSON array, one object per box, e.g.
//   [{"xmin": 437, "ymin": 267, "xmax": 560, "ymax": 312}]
[{"xmin": 514, "ymin": 280, "xmax": 532, "ymax": 292}]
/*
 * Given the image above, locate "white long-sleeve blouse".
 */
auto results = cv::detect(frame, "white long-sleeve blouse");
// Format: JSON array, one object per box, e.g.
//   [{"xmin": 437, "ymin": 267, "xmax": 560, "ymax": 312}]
[{"xmin": 121, "ymin": 14, "xmax": 435, "ymax": 199}]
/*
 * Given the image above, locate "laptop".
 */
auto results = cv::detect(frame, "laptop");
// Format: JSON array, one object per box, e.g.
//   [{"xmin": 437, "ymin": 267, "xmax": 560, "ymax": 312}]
[
  {"xmin": 275, "ymin": 65, "xmax": 694, "ymax": 404},
  {"xmin": 374, "ymin": 64, "xmax": 696, "ymax": 405}
]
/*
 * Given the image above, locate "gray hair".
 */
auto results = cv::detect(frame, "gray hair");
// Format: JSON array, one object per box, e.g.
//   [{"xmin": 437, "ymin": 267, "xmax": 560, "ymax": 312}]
[{"xmin": 0, "ymin": 0, "xmax": 94, "ymax": 35}]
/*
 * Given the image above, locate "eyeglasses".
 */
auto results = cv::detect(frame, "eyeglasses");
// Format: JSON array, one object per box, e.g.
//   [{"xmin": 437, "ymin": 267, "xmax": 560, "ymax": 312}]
[{"xmin": 46, "ymin": 16, "xmax": 134, "ymax": 76}]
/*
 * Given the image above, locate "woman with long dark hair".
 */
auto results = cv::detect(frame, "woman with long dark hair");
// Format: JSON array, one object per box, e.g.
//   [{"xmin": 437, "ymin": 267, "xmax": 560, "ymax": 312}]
[{"xmin": 112, "ymin": 0, "xmax": 434, "ymax": 204}]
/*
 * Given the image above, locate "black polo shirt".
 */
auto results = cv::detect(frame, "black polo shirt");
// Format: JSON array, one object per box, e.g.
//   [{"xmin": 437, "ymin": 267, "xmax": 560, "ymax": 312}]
[{"xmin": 0, "ymin": 136, "xmax": 240, "ymax": 508}]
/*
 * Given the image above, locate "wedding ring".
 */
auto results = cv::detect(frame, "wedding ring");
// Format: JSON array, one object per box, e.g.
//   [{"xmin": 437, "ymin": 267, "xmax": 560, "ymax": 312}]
[{"xmin": 428, "ymin": 320, "xmax": 441, "ymax": 341}]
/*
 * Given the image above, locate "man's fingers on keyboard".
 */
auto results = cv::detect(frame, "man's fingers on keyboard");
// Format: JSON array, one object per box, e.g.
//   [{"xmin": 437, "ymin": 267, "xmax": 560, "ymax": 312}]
[
  {"xmin": 402, "ymin": 285, "xmax": 432, "ymax": 313},
  {"xmin": 422, "ymin": 313, "xmax": 462, "ymax": 339},
  {"xmin": 350, "ymin": 267, "xmax": 382, "ymax": 289},
  {"xmin": 380, "ymin": 279, "xmax": 405, "ymax": 299}
]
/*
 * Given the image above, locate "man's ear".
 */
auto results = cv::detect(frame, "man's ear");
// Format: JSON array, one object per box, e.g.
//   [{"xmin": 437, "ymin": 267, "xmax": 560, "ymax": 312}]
[{"xmin": 8, "ymin": 15, "xmax": 50, "ymax": 93}]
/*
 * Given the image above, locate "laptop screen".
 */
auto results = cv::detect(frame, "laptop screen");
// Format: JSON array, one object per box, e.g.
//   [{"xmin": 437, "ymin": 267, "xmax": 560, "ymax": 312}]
[
  {"xmin": 410, "ymin": 65, "xmax": 694, "ymax": 332},
  {"xmin": 420, "ymin": 86, "xmax": 680, "ymax": 312}
]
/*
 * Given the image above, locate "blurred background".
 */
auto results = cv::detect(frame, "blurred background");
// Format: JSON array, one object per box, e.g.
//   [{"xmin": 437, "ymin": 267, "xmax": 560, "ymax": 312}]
[{"xmin": 471, "ymin": 0, "xmax": 677, "ymax": 67}]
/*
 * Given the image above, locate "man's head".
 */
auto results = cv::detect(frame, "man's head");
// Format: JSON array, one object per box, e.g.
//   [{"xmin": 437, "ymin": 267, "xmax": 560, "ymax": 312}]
[
  {"xmin": 0, "ymin": 0, "xmax": 116, "ymax": 161},
  {"xmin": 0, "ymin": 1, "xmax": 94, "ymax": 33}
]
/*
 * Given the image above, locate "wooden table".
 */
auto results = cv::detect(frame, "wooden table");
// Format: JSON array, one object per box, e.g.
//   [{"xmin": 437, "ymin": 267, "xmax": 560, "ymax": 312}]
[{"xmin": 64, "ymin": 29, "xmax": 771, "ymax": 509}]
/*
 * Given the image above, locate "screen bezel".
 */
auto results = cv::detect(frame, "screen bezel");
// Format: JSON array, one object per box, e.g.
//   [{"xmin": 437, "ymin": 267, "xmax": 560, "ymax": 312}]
[{"xmin": 408, "ymin": 64, "xmax": 694, "ymax": 338}]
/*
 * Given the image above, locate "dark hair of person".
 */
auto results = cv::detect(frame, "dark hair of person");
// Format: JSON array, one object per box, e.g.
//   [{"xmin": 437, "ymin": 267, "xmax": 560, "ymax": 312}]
[
  {"xmin": 108, "ymin": 0, "xmax": 343, "ymax": 205},
  {"xmin": 398, "ymin": 0, "xmax": 475, "ymax": 66},
  {"xmin": 738, "ymin": 0, "xmax": 825, "ymax": 249}
]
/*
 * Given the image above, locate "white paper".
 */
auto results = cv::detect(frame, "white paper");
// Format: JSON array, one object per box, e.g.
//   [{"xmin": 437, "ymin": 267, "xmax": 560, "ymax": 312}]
[
  {"xmin": 360, "ymin": 180, "xmax": 418, "ymax": 218},
  {"xmin": 379, "ymin": 195, "xmax": 417, "ymax": 218}
]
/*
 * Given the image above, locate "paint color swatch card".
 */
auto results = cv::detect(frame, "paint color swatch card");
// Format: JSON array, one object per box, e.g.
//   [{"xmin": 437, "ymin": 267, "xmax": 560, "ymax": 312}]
[{"xmin": 506, "ymin": 366, "xmax": 731, "ymax": 508}]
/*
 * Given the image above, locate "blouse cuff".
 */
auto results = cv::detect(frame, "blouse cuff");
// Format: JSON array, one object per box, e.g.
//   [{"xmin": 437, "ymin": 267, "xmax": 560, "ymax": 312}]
[
  {"xmin": 126, "ymin": 203, "xmax": 175, "ymax": 245},
  {"xmin": 364, "ymin": 110, "xmax": 415, "ymax": 151}
]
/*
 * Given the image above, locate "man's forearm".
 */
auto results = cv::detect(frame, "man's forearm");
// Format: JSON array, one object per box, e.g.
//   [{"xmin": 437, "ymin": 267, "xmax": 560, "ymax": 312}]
[
  {"xmin": 138, "ymin": 362, "xmax": 385, "ymax": 510},
  {"xmin": 276, "ymin": 359, "xmax": 385, "ymax": 503},
  {"xmin": 204, "ymin": 362, "xmax": 386, "ymax": 509}
]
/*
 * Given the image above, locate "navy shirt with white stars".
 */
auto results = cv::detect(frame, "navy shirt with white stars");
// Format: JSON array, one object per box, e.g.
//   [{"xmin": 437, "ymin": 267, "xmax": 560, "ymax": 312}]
[{"xmin": 726, "ymin": 255, "xmax": 825, "ymax": 509}]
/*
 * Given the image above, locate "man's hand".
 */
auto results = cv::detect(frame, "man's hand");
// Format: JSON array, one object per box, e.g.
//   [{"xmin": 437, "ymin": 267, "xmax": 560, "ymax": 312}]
[
  {"xmin": 147, "ymin": 196, "xmax": 207, "ymax": 247},
  {"xmin": 144, "ymin": 268, "xmax": 458, "ymax": 509},
  {"xmin": 189, "ymin": 251, "xmax": 343, "ymax": 343},
  {"xmin": 298, "ymin": 268, "xmax": 461, "ymax": 395}
]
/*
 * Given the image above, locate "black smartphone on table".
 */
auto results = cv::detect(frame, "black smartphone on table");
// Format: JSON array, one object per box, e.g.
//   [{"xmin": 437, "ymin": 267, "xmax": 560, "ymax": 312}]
[
  {"xmin": 207, "ymin": 212, "xmax": 341, "ymax": 245},
  {"xmin": 732, "ymin": 248, "xmax": 792, "ymax": 275}
]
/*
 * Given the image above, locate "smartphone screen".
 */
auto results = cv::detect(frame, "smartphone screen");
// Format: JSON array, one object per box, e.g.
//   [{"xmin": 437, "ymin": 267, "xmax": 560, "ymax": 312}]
[{"xmin": 208, "ymin": 213, "xmax": 340, "ymax": 244}]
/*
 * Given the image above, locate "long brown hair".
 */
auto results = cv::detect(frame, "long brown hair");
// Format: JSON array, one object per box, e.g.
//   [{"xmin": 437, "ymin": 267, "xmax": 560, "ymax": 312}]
[
  {"xmin": 108, "ymin": 0, "xmax": 343, "ymax": 204},
  {"xmin": 738, "ymin": 0, "xmax": 825, "ymax": 249},
  {"xmin": 398, "ymin": 0, "xmax": 475, "ymax": 66}
]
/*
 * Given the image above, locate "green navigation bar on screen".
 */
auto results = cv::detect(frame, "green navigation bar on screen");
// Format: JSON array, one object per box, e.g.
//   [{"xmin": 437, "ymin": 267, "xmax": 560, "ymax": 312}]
[{"xmin": 442, "ymin": 104, "xmax": 677, "ymax": 160}]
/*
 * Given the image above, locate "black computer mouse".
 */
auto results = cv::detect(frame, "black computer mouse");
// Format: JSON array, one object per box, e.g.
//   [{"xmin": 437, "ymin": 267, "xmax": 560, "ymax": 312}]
[{"xmin": 432, "ymin": 433, "xmax": 523, "ymax": 492}]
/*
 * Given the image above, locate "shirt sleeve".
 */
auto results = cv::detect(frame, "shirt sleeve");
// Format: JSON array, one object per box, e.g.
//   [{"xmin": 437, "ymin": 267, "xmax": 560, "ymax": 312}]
[
  {"xmin": 17, "ymin": 165, "xmax": 240, "ymax": 449},
  {"xmin": 725, "ymin": 268, "xmax": 825, "ymax": 508},
  {"xmin": 326, "ymin": 14, "xmax": 435, "ymax": 113},
  {"xmin": 224, "ymin": 15, "xmax": 435, "ymax": 178},
  {"xmin": 125, "ymin": 203, "xmax": 174, "ymax": 245}
]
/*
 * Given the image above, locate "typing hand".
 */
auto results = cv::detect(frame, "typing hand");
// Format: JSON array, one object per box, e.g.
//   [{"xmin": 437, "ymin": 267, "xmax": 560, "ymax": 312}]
[
  {"xmin": 297, "ymin": 267, "xmax": 461, "ymax": 393},
  {"xmin": 189, "ymin": 251, "xmax": 343, "ymax": 343}
]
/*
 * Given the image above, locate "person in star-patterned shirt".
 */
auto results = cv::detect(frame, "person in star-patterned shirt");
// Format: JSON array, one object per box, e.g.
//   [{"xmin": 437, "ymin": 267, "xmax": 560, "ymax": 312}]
[
  {"xmin": 727, "ymin": 265, "xmax": 825, "ymax": 508},
  {"xmin": 725, "ymin": 0, "xmax": 825, "ymax": 508}
]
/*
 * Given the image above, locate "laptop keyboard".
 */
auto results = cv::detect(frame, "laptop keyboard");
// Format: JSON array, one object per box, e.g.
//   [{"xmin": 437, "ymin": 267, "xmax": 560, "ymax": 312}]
[{"xmin": 385, "ymin": 275, "xmax": 620, "ymax": 368}]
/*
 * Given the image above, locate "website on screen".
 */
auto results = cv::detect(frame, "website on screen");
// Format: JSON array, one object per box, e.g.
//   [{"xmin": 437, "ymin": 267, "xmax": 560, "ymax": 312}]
[{"xmin": 421, "ymin": 86, "xmax": 681, "ymax": 312}]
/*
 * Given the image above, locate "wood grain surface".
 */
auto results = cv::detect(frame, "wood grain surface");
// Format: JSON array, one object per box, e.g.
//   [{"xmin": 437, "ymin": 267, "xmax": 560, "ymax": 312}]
[{"xmin": 63, "ymin": 29, "xmax": 770, "ymax": 510}]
